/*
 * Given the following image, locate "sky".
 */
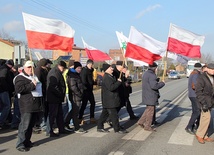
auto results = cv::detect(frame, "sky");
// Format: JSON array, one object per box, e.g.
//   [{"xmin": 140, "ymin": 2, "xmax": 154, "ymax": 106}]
[{"xmin": 0, "ymin": 0, "xmax": 214, "ymax": 58}]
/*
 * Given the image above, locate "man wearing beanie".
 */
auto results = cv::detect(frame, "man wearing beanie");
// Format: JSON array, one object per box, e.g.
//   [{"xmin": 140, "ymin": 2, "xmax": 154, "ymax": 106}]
[
  {"xmin": 65, "ymin": 61, "xmax": 87, "ymax": 133},
  {"xmin": 185, "ymin": 62, "xmax": 202, "ymax": 135},
  {"xmin": 46, "ymin": 61, "xmax": 69, "ymax": 137},
  {"xmin": 137, "ymin": 62, "xmax": 165, "ymax": 131},
  {"xmin": 63, "ymin": 59, "xmax": 75, "ymax": 130},
  {"xmin": 97, "ymin": 63, "xmax": 128, "ymax": 133},
  {"xmin": 34, "ymin": 58, "xmax": 48, "ymax": 133},
  {"xmin": 195, "ymin": 63, "xmax": 214, "ymax": 144},
  {"xmin": 79, "ymin": 59, "xmax": 97, "ymax": 124}
]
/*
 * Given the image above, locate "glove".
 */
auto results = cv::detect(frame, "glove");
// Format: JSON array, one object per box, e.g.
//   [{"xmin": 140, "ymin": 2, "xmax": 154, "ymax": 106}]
[{"xmin": 202, "ymin": 104, "xmax": 209, "ymax": 112}]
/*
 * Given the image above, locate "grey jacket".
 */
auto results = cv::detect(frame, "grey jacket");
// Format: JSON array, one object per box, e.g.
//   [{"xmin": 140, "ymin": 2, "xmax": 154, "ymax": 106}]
[{"xmin": 142, "ymin": 69, "xmax": 165, "ymax": 106}]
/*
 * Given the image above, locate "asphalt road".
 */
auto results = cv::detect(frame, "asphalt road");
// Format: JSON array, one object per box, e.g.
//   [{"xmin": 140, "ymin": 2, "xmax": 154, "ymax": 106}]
[{"xmin": 1, "ymin": 78, "xmax": 214, "ymax": 155}]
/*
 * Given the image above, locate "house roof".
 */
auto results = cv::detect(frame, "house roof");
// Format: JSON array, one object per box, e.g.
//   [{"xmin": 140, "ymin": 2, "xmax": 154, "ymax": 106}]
[{"xmin": 0, "ymin": 38, "xmax": 14, "ymax": 47}]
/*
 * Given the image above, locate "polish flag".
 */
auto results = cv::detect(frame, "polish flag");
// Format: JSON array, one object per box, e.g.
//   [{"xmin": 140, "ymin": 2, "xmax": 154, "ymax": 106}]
[
  {"xmin": 167, "ymin": 23, "xmax": 205, "ymax": 58},
  {"xmin": 125, "ymin": 26, "xmax": 166, "ymax": 65},
  {"xmin": 116, "ymin": 31, "xmax": 148, "ymax": 66},
  {"xmin": 22, "ymin": 12, "xmax": 75, "ymax": 51},
  {"xmin": 82, "ymin": 38, "xmax": 111, "ymax": 61}
]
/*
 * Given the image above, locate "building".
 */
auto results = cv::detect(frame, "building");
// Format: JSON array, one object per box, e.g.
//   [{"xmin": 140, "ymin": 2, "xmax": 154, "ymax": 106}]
[
  {"xmin": 108, "ymin": 49, "xmax": 125, "ymax": 63},
  {"xmin": 52, "ymin": 44, "xmax": 87, "ymax": 62},
  {"xmin": 0, "ymin": 38, "xmax": 14, "ymax": 60}
]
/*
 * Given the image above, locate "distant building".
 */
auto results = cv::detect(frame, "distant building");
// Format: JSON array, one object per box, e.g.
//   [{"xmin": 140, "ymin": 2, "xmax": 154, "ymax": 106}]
[
  {"xmin": 0, "ymin": 38, "xmax": 14, "ymax": 60},
  {"xmin": 108, "ymin": 49, "xmax": 125, "ymax": 63},
  {"xmin": 52, "ymin": 44, "xmax": 87, "ymax": 61}
]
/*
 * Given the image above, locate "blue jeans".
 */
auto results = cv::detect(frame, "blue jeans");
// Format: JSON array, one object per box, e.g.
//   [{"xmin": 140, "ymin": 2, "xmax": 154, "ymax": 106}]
[
  {"xmin": 66, "ymin": 94, "xmax": 73, "ymax": 125},
  {"xmin": 11, "ymin": 97, "xmax": 21, "ymax": 128},
  {"xmin": 0, "ymin": 91, "xmax": 11, "ymax": 126},
  {"xmin": 16, "ymin": 112, "xmax": 38, "ymax": 148}
]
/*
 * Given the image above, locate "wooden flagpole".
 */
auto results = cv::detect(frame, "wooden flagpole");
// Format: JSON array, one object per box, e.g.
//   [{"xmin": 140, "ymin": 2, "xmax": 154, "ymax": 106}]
[
  {"xmin": 28, "ymin": 48, "xmax": 35, "ymax": 76},
  {"xmin": 119, "ymin": 48, "xmax": 126, "ymax": 79},
  {"xmin": 162, "ymin": 50, "xmax": 168, "ymax": 81}
]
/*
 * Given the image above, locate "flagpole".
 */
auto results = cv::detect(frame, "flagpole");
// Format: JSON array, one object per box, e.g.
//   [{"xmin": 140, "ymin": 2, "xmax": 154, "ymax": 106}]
[
  {"xmin": 119, "ymin": 48, "xmax": 127, "ymax": 79},
  {"xmin": 162, "ymin": 23, "xmax": 172, "ymax": 81},
  {"xmin": 28, "ymin": 48, "xmax": 35, "ymax": 76}
]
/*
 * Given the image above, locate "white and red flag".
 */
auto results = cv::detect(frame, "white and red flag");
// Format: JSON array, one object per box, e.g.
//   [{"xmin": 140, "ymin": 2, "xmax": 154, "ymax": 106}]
[
  {"xmin": 22, "ymin": 12, "xmax": 75, "ymax": 51},
  {"xmin": 167, "ymin": 23, "xmax": 205, "ymax": 58},
  {"xmin": 81, "ymin": 38, "xmax": 111, "ymax": 61},
  {"xmin": 116, "ymin": 31, "xmax": 148, "ymax": 66},
  {"xmin": 125, "ymin": 26, "xmax": 165, "ymax": 65}
]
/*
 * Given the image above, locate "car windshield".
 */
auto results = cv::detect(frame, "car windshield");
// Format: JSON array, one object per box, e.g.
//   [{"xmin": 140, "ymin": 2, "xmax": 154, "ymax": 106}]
[{"xmin": 170, "ymin": 71, "xmax": 177, "ymax": 75}]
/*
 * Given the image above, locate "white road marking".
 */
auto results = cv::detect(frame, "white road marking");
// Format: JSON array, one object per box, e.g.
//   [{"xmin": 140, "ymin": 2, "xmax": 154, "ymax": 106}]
[{"xmin": 168, "ymin": 116, "xmax": 194, "ymax": 145}]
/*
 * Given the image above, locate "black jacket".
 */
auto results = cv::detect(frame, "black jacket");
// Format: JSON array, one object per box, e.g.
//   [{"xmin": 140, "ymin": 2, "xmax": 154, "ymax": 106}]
[
  {"xmin": 142, "ymin": 69, "xmax": 165, "ymax": 106},
  {"xmin": 80, "ymin": 66, "xmax": 94, "ymax": 91},
  {"xmin": 46, "ymin": 66, "xmax": 66, "ymax": 104},
  {"xmin": 0, "ymin": 64, "xmax": 14, "ymax": 93},
  {"xmin": 195, "ymin": 72, "xmax": 214, "ymax": 109},
  {"xmin": 35, "ymin": 66, "xmax": 48, "ymax": 98},
  {"xmin": 101, "ymin": 73, "xmax": 121, "ymax": 108},
  {"xmin": 67, "ymin": 68, "xmax": 83, "ymax": 104},
  {"xmin": 14, "ymin": 71, "xmax": 43, "ymax": 113}
]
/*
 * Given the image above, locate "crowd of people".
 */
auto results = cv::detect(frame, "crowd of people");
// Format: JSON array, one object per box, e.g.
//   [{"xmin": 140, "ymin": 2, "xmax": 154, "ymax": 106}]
[
  {"xmin": 0, "ymin": 58, "xmax": 139, "ymax": 152},
  {"xmin": 2, "ymin": 57, "xmax": 214, "ymax": 152}
]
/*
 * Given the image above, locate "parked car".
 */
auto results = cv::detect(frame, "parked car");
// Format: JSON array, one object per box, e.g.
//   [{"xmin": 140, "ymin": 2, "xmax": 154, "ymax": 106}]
[{"xmin": 168, "ymin": 71, "xmax": 181, "ymax": 79}]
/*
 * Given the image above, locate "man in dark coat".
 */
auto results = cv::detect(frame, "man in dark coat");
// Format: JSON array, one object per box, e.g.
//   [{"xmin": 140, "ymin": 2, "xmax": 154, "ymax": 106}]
[
  {"xmin": 34, "ymin": 58, "xmax": 48, "ymax": 132},
  {"xmin": 113, "ymin": 61, "xmax": 138, "ymax": 120},
  {"xmin": 195, "ymin": 63, "xmax": 214, "ymax": 144},
  {"xmin": 0, "ymin": 59, "xmax": 14, "ymax": 129},
  {"xmin": 46, "ymin": 61, "xmax": 68, "ymax": 137},
  {"xmin": 65, "ymin": 61, "xmax": 86, "ymax": 133},
  {"xmin": 97, "ymin": 64, "xmax": 127, "ymax": 133},
  {"xmin": 185, "ymin": 62, "xmax": 202, "ymax": 134},
  {"xmin": 137, "ymin": 62, "xmax": 165, "ymax": 131},
  {"xmin": 79, "ymin": 59, "xmax": 97, "ymax": 123},
  {"xmin": 14, "ymin": 61, "xmax": 43, "ymax": 152}
]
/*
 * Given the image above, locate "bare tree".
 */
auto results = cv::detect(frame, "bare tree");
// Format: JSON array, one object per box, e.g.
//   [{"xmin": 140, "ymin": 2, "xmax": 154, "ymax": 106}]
[
  {"xmin": 0, "ymin": 28, "xmax": 14, "ymax": 40},
  {"xmin": 200, "ymin": 53, "xmax": 213, "ymax": 63}
]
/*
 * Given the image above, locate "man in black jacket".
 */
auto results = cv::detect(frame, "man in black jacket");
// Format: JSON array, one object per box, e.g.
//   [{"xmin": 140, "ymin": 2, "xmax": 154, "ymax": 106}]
[
  {"xmin": 195, "ymin": 63, "xmax": 214, "ymax": 144},
  {"xmin": 113, "ymin": 61, "xmax": 138, "ymax": 120},
  {"xmin": 97, "ymin": 64, "xmax": 128, "ymax": 134},
  {"xmin": 46, "ymin": 61, "xmax": 68, "ymax": 137},
  {"xmin": 79, "ymin": 59, "xmax": 97, "ymax": 123},
  {"xmin": 14, "ymin": 61, "xmax": 43, "ymax": 152},
  {"xmin": 0, "ymin": 59, "xmax": 14, "ymax": 129}
]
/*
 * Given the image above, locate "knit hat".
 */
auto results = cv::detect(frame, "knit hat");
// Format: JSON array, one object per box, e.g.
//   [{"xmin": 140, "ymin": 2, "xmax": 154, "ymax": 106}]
[
  {"xmin": 58, "ymin": 61, "xmax": 67, "ymax": 68},
  {"xmin": 102, "ymin": 64, "xmax": 111, "ymax": 72},
  {"xmin": 74, "ymin": 61, "xmax": 82, "ymax": 69},
  {"xmin": 6, "ymin": 59, "xmax": 14, "ymax": 67},
  {"xmin": 194, "ymin": 63, "xmax": 202, "ymax": 68},
  {"xmin": 38, "ymin": 58, "xmax": 47, "ymax": 67},
  {"xmin": 68, "ymin": 59, "xmax": 75, "ymax": 68},
  {"xmin": 207, "ymin": 63, "xmax": 214, "ymax": 69}
]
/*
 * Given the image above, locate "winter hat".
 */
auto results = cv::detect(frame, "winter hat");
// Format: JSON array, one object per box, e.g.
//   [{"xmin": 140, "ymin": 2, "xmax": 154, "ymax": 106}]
[
  {"xmin": 207, "ymin": 63, "xmax": 214, "ymax": 69},
  {"xmin": 68, "ymin": 59, "xmax": 75, "ymax": 68},
  {"xmin": 194, "ymin": 63, "xmax": 202, "ymax": 68},
  {"xmin": 6, "ymin": 59, "xmax": 14, "ymax": 67},
  {"xmin": 149, "ymin": 62, "xmax": 158, "ymax": 68},
  {"xmin": 74, "ymin": 61, "xmax": 82, "ymax": 69},
  {"xmin": 58, "ymin": 61, "xmax": 67, "ymax": 68},
  {"xmin": 38, "ymin": 58, "xmax": 47, "ymax": 67},
  {"xmin": 102, "ymin": 64, "xmax": 111, "ymax": 72}
]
